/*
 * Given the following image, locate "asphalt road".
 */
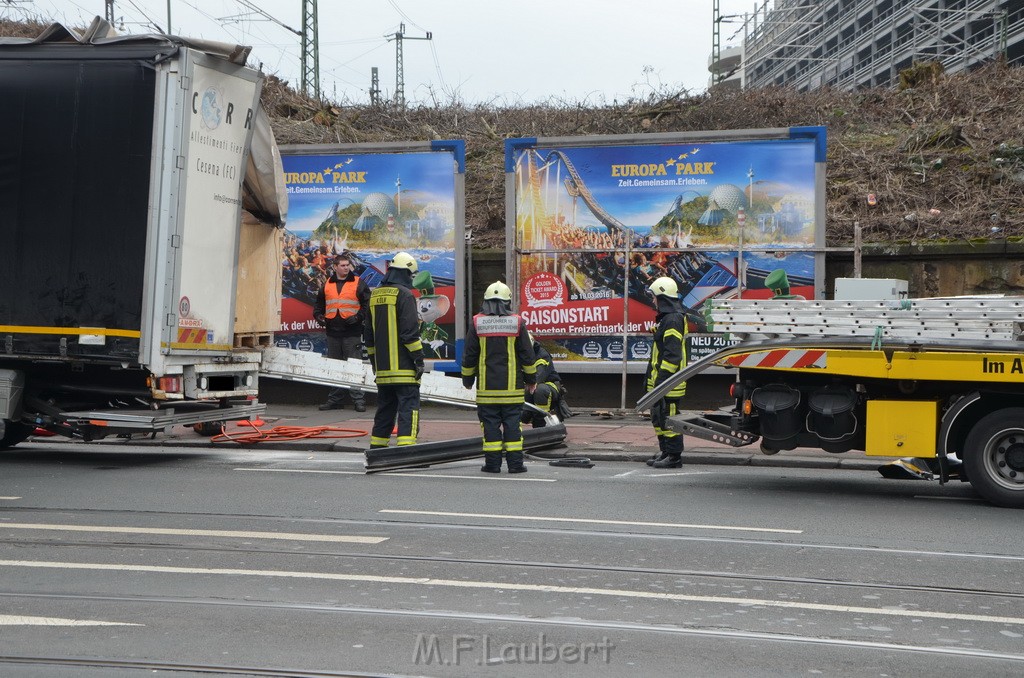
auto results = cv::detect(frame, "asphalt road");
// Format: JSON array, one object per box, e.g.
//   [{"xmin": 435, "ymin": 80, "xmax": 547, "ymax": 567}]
[{"xmin": 0, "ymin": 442, "xmax": 1021, "ymax": 677}]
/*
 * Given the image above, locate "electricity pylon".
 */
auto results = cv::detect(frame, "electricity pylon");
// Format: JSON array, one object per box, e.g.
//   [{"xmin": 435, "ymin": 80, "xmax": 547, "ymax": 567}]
[
  {"xmin": 386, "ymin": 22, "xmax": 431, "ymax": 108},
  {"xmin": 300, "ymin": 0, "xmax": 319, "ymax": 99}
]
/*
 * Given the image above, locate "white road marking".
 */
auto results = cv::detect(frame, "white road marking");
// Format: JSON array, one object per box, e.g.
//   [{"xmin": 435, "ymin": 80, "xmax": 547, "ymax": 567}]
[
  {"xmin": 0, "ymin": 522, "xmax": 387, "ymax": 544},
  {"xmin": 644, "ymin": 472, "xmax": 715, "ymax": 477},
  {"xmin": 0, "ymin": 497, "xmax": 21, "ymax": 500},
  {"xmin": 1, "ymin": 559, "xmax": 1020, "ymax": 626},
  {"xmin": 235, "ymin": 468, "xmax": 556, "ymax": 482},
  {"xmin": 375, "ymin": 472, "xmax": 554, "ymax": 482},
  {"xmin": 0, "ymin": 614, "xmax": 140, "ymax": 627},
  {"xmin": 612, "ymin": 470, "xmax": 638, "ymax": 477},
  {"xmin": 379, "ymin": 509, "xmax": 802, "ymax": 534}
]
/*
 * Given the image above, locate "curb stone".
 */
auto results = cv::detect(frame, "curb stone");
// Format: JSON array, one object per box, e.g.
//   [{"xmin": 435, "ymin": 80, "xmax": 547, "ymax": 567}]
[{"xmin": 22, "ymin": 436, "xmax": 894, "ymax": 472}]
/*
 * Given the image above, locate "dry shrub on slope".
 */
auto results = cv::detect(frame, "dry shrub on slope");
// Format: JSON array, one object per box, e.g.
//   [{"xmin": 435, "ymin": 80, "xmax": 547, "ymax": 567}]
[{"xmin": 263, "ymin": 63, "xmax": 1024, "ymax": 248}]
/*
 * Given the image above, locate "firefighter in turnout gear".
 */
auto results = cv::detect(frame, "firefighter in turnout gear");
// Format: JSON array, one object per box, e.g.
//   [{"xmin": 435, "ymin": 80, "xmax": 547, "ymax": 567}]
[
  {"xmin": 364, "ymin": 252, "xmax": 424, "ymax": 448},
  {"xmin": 524, "ymin": 333, "xmax": 565, "ymax": 427},
  {"xmin": 645, "ymin": 276, "xmax": 688, "ymax": 468},
  {"xmin": 462, "ymin": 281, "xmax": 537, "ymax": 473}
]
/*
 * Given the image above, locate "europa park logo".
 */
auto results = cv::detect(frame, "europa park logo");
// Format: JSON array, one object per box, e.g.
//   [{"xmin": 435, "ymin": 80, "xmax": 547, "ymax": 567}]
[{"xmin": 523, "ymin": 272, "xmax": 565, "ymax": 309}]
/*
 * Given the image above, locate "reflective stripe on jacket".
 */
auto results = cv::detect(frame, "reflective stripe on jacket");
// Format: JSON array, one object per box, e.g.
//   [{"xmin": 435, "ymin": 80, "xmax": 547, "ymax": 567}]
[
  {"xmin": 462, "ymin": 314, "xmax": 537, "ymax": 405},
  {"xmin": 364, "ymin": 284, "xmax": 422, "ymax": 385},
  {"xmin": 645, "ymin": 311, "xmax": 687, "ymax": 398}
]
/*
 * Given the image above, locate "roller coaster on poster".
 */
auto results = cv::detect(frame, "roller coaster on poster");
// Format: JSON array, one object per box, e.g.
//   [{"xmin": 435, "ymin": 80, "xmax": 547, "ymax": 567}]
[{"xmin": 513, "ymin": 147, "xmax": 813, "ymax": 324}]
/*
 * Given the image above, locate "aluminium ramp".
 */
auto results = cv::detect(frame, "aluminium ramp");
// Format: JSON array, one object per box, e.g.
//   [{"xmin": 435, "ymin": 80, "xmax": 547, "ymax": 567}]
[
  {"xmin": 258, "ymin": 346, "xmax": 476, "ymax": 408},
  {"xmin": 706, "ymin": 297, "xmax": 1024, "ymax": 342},
  {"xmin": 59, "ymin": 400, "xmax": 267, "ymax": 431}
]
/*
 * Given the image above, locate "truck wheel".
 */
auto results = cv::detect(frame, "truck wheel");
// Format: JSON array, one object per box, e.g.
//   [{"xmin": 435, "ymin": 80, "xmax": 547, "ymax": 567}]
[
  {"xmin": 0, "ymin": 420, "xmax": 33, "ymax": 449},
  {"xmin": 963, "ymin": 408, "xmax": 1024, "ymax": 508}
]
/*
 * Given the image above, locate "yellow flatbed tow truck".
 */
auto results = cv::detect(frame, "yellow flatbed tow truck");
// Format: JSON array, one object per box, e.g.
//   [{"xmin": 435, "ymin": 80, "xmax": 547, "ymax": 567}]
[{"xmin": 637, "ymin": 298, "xmax": 1024, "ymax": 508}]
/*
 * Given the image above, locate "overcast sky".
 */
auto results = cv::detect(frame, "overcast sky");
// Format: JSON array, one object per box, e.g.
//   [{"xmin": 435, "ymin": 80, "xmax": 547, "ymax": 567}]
[{"xmin": 15, "ymin": 0, "xmax": 763, "ymax": 105}]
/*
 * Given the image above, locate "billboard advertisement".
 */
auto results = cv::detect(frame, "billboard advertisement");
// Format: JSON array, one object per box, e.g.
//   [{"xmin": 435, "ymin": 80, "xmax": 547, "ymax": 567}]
[
  {"xmin": 507, "ymin": 129, "xmax": 825, "ymax": 367},
  {"xmin": 277, "ymin": 142, "xmax": 465, "ymax": 359}
]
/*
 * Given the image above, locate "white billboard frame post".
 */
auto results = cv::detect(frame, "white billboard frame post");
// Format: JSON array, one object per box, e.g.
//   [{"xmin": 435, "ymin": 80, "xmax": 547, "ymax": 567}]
[{"xmin": 505, "ymin": 128, "xmax": 828, "ymax": 410}]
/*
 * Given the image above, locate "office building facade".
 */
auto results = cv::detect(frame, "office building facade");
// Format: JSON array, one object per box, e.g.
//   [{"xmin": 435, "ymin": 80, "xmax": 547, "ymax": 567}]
[{"xmin": 740, "ymin": 0, "xmax": 1024, "ymax": 91}]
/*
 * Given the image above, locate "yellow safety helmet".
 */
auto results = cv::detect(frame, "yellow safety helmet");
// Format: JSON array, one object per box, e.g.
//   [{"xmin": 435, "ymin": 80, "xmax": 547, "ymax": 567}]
[
  {"xmin": 391, "ymin": 251, "xmax": 418, "ymax": 273},
  {"xmin": 649, "ymin": 276, "xmax": 679, "ymax": 298},
  {"xmin": 484, "ymin": 281, "xmax": 512, "ymax": 302}
]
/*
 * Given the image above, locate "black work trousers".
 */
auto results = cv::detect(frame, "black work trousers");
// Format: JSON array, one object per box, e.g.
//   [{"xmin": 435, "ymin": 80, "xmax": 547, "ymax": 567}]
[
  {"xmin": 651, "ymin": 396, "xmax": 685, "ymax": 456},
  {"xmin": 478, "ymin": 403, "xmax": 524, "ymax": 454},
  {"xmin": 325, "ymin": 335, "xmax": 365, "ymax": 406},
  {"xmin": 370, "ymin": 384, "xmax": 420, "ymax": 447}
]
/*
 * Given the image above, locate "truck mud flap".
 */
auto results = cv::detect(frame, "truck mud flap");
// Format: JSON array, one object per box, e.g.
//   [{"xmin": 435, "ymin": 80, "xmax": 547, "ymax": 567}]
[
  {"xmin": 665, "ymin": 412, "xmax": 759, "ymax": 447},
  {"xmin": 364, "ymin": 423, "xmax": 567, "ymax": 473}
]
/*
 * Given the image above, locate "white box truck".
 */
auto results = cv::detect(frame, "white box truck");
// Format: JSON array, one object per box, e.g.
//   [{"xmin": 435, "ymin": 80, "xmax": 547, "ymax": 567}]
[{"xmin": 0, "ymin": 19, "xmax": 286, "ymax": 446}]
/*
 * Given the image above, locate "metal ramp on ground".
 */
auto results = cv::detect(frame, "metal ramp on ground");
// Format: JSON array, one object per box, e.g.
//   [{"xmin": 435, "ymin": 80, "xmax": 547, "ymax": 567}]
[{"xmin": 258, "ymin": 346, "xmax": 476, "ymax": 408}]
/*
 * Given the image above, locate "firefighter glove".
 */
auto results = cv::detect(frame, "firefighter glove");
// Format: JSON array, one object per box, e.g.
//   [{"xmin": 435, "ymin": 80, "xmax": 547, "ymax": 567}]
[
  {"xmin": 462, "ymin": 376, "xmax": 475, "ymax": 389},
  {"xmin": 413, "ymin": 352, "xmax": 425, "ymax": 381}
]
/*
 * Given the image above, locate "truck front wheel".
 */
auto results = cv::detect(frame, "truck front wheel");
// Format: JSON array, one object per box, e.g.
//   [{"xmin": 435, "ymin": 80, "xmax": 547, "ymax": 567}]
[
  {"xmin": 964, "ymin": 408, "xmax": 1024, "ymax": 508},
  {"xmin": 0, "ymin": 420, "xmax": 33, "ymax": 450}
]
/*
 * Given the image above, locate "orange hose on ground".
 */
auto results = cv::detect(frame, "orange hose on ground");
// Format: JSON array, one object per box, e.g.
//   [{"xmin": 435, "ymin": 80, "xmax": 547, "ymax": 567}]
[{"xmin": 211, "ymin": 420, "xmax": 369, "ymax": 445}]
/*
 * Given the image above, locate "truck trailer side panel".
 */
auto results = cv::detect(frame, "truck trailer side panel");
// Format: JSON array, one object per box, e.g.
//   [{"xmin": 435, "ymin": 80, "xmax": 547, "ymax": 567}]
[{"xmin": 0, "ymin": 53, "xmax": 156, "ymax": 359}]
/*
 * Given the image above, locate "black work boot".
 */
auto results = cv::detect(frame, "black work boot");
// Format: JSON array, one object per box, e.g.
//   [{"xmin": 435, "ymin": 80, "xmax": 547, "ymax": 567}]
[
  {"xmin": 652, "ymin": 437, "xmax": 683, "ymax": 468},
  {"xmin": 481, "ymin": 452, "xmax": 502, "ymax": 473},
  {"xmin": 506, "ymin": 451, "xmax": 527, "ymax": 474},
  {"xmin": 646, "ymin": 438, "xmax": 668, "ymax": 467}
]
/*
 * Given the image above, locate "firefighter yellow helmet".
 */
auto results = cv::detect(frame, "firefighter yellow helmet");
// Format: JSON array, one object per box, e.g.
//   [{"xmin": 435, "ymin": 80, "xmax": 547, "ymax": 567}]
[
  {"xmin": 484, "ymin": 281, "xmax": 512, "ymax": 302},
  {"xmin": 649, "ymin": 276, "xmax": 679, "ymax": 298},
  {"xmin": 391, "ymin": 251, "xmax": 418, "ymax": 273}
]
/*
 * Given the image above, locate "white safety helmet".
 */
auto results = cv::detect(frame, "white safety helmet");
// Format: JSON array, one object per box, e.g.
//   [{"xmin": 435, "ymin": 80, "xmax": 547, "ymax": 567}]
[
  {"xmin": 484, "ymin": 281, "xmax": 512, "ymax": 302},
  {"xmin": 649, "ymin": 276, "xmax": 679, "ymax": 298},
  {"xmin": 391, "ymin": 251, "xmax": 418, "ymax": 273}
]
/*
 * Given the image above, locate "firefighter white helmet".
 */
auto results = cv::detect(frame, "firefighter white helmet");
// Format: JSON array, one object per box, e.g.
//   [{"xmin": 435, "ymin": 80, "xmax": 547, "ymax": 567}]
[
  {"xmin": 391, "ymin": 251, "xmax": 418, "ymax": 273},
  {"xmin": 649, "ymin": 276, "xmax": 679, "ymax": 298},
  {"xmin": 484, "ymin": 281, "xmax": 512, "ymax": 302}
]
